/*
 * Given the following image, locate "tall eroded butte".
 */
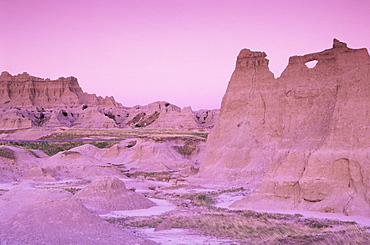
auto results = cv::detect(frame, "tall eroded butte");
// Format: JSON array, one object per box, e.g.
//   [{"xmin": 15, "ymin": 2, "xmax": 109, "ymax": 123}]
[{"xmin": 195, "ymin": 39, "xmax": 370, "ymax": 217}]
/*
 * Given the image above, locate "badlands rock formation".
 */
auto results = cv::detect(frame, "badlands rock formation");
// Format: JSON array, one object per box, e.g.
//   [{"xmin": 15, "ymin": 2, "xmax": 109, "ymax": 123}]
[
  {"xmin": 1, "ymin": 136, "xmax": 205, "ymax": 184},
  {"xmin": 99, "ymin": 138, "xmax": 205, "ymax": 172},
  {"xmin": 99, "ymin": 101, "xmax": 219, "ymax": 130},
  {"xmin": 75, "ymin": 176, "xmax": 156, "ymax": 213},
  {"xmin": 0, "ymin": 146, "xmax": 42, "ymax": 182},
  {"xmin": 0, "ymin": 71, "xmax": 120, "ymax": 108},
  {"xmin": 197, "ymin": 39, "xmax": 370, "ymax": 217},
  {"xmin": 0, "ymin": 184, "xmax": 156, "ymax": 244},
  {"xmin": 40, "ymin": 145, "xmax": 125, "ymax": 181},
  {"xmin": 0, "ymin": 72, "xmax": 219, "ymax": 129}
]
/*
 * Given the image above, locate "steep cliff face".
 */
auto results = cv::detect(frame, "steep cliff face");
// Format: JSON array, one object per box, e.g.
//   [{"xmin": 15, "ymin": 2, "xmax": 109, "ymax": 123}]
[
  {"xmin": 196, "ymin": 39, "xmax": 370, "ymax": 217},
  {"xmin": 0, "ymin": 73, "xmax": 218, "ymax": 130},
  {"xmin": 195, "ymin": 48, "xmax": 279, "ymax": 186},
  {"xmin": 0, "ymin": 72, "xmax": 121, "ymax": 109}
]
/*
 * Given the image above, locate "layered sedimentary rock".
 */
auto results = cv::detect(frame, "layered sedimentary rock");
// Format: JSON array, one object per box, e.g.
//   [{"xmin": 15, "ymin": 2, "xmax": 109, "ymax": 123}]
[
  {"xmin": 196, "ymin": 39, "xmax": 370, "ymax": 217},
  {"xmin": 102, "ymin": 101, "xmax": 218, "ymax": 129},
  {"xmin": 0, "ymin": 72, "xmax": 219, "ymax": 129},
  {"xmin": 195, "ymin": 48, "xmax": 278, "ymax": 186},
  {"xmin": 0, "ymin": 109, "xmax": 31, "ymax": 129},
  {"xmin": 0, "ymin": 71, "xmax": 121, "ymax": 108}
]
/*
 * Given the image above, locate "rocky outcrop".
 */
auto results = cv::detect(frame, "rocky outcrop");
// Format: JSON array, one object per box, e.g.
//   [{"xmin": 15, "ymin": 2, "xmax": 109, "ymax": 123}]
[
  {"xmin": 41, "ymin": 145, "xmax": 124, "ymax": 181},
  {"xmin": 196, "ymin": 39, "xmax": 370, "ymax": 217},
  {"xmin": 0, "ymin": 72, "xmax": 121, "ymax": 109},
  {"xmin": 147, "ymin": 106, "xmax": 199, "ymax": 129},
  {"xmin": 0, "ymin": 109, "xmax": 31, "ymax": 129},
  {"xmin": 194, "ymin": 109, "xmax": 220, "ymax": 128},
  {"xmin": 0, "ymin": 146, "xmax": 42, "ymax": 182},
  {"xmin": 100, "ymin": 138, "xmax": 205, "ymax": 172},
  {"xmin": 0, "ymin": 73, "xmax": 219, "ymax": 129},
  {"xmin": 194, "ymin": 48, "xmax": 277, "ymax": 187},
  {"xmin": 75, "ymin": 176, "xmax": 156, "ymax": 213},
  {"xmin": 102, "ymin": 101, "xmax": 218, "ymax": 129},
  {"xmin": 0, "ymin": 184, "xmax": 156, "ymax": 244}
]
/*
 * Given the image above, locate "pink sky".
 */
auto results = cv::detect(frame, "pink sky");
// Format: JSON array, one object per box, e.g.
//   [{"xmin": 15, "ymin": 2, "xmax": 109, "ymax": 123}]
[{"xmin": 1, "ymin": 0, "xmax": 369, "ymax": 110}]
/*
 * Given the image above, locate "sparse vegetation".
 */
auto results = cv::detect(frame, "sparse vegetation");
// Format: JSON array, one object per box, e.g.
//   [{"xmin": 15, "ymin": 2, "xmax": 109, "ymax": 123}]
[
  {"xmin": 107, "ymin": 163, "xmax": 125, "ymax": 168},
  {"xmin": 126, "ymin": 140, "xmax": 137, "ymax": 148},
  {"xmin": 124, "ymin": 171, "xmax": 178, "ymax": 182},
  {"xmin": 173, "ymin": 140, "xmax": 198, "ymax": 156},
  {"xmin": 39, "ymin": 128, "xmax": 208, "ymax": 141},
  {"xmin": 0, "ymin": 128, "xmax": 206, "ymax": 157},
  {"xmin": 0, "ymin": 147, "xmax": 15, "ymax": 159},
  {"xmin": 108, "ymin": 207, "xmax": 370, "ymax": 244},
  {"xmin": 178, "ymin": 192, "xmax": 215, "ymax": 206},
  {"xmin": 0, "ymin": 140, "xmax": 116, "ymax": 156},
  {"xmin": 105, "ymin": 185, "xmax": 370, "ymax": 243},
  {"xmin": 63, "ymin": 187, "xmax": 81, "ymax": 194}
]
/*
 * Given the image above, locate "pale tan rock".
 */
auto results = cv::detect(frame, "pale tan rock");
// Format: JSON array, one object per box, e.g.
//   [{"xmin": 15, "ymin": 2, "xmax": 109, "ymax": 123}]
[
  {"xmin": 0, "ymin": 117, "xmax": 31, "ymax": 129},
  {"xmin": 0, "ymin": 109, "xmax": 31, "ymax": 129},
  {"xmin": 41, "ymin": 148, "xmax": 124, "ymax": 181},
  {"xmin": 121, "ymin": 101, "xmax": 200, "ymax": 129},
  {"xmin": 194, "ymin": 48, "xmax": 278, "ymax": 187},
  {"xmin": 0, "ymin": 127, "xmax": 60, "ymax": 140},
  {"xmin": 0, "ymin": 184, "xmax": 156, "ymax": 244},
  {"xmin": 21, "ymin": 167, "xmax": 57, "ymax": 182},
  {"xmin": 99, "ymin": 138, "xmax": 204, "ymax": 172},
  {"xmin": 0, "ymin": 146, "xmax": 42, "ymax": 182},
  {"xmin": 194, "ymin": 109, "xmax": 220, "ymax": 128},
  {"xmin": 196, "ymin": 39, "xmax": 370, "ymax": 217},
  {"xmin": 74, "ymin": 176, "xmax": 156, "ymax": 213},
  {"xmin": 72, "ymin": 107, "xmax": 117, "ymax": 128},
  {"xmin": 0, "ymin": 76, "xmax": 218, "ymax": 129},
  {"xmin": 0, "ymin": 72, "xmax": 121, "ymax": 109},
  {"xmin": 147, "ymin": 106, "xmax": 199, "ymax": 129}
]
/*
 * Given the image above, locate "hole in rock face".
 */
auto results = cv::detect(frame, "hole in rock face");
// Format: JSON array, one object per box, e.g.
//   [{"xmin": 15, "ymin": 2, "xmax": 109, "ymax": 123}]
[{"xmin": 305, "ymin": 60, "xmax": 318, "ymax": 68}]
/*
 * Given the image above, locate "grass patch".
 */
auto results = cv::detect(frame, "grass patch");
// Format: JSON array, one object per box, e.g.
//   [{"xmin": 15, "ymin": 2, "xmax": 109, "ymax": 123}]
[
  {"xmin": 0, "ymin": 141, "xmax": 116, "ymax": 156},
  {"xmin": 177, "ymin": 193, "xmax": 215, "ymax": 206},
  {"xmin": 39, "ymin": 128, "xmax": 208, "ymax": 141},
  {"xmin": 108, "ymin": 209, "xmax": 369, "ymax": 244},
  {"xmin": 167, "ymin": 188, "xmax": 248, "ymax": 208}
]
